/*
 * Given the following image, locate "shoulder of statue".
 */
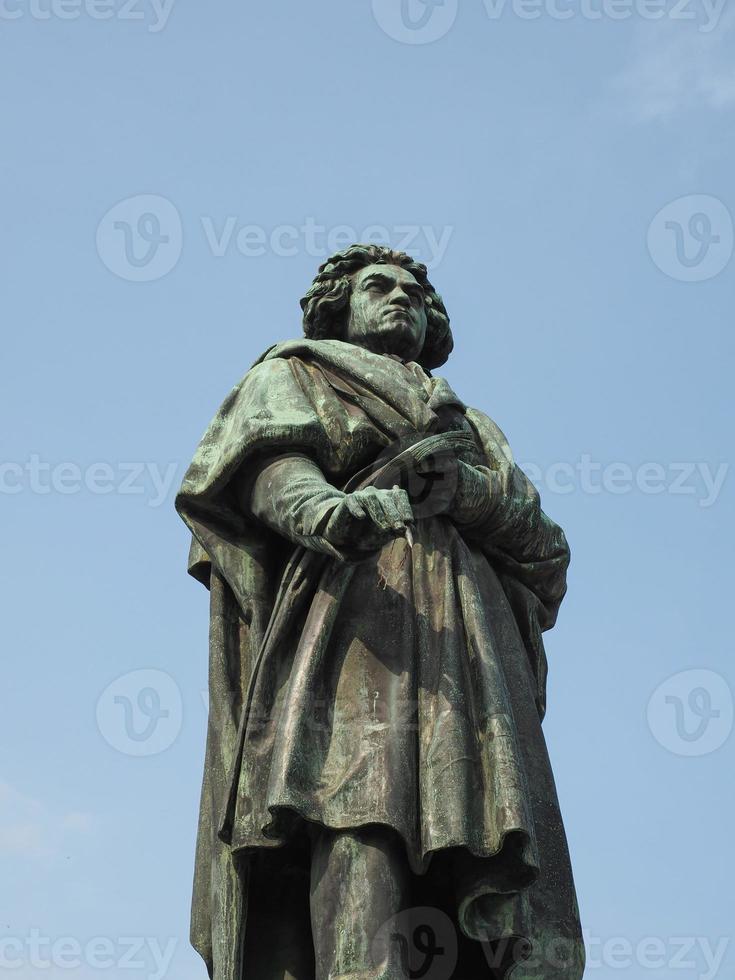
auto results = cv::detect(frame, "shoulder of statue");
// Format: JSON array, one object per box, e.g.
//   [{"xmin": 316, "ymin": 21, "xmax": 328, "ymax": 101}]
[
  {"xmin": 249, "ymin": 340, "xmax": 294, "ymax": 367},
  {"xmin": 463, "ymin": 406, "xmax": 515, "ymax": 467},
  {"xmin": 250, "ymin": 339, "xmax": 395, "ymax": 381}
]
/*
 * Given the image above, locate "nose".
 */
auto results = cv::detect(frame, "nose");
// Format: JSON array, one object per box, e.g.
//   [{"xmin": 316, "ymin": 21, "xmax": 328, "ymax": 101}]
[{"xmin": 387, "ymin": 286, "xmax": 411, "ymax": 308}]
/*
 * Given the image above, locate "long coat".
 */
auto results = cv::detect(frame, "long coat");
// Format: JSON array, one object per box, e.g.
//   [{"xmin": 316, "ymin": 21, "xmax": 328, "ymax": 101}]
[{"xmin": 176, "ymin": 339, "xmax": 584, "ymax": 980}]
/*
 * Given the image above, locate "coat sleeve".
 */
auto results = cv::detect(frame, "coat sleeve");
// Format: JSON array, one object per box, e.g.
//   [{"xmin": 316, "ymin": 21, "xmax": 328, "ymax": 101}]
[
  {"xmin": 175, "ymin": 356, "xmax": 357, "ymax": 614},
  {"xmin": 462, "ymin": 407, "xmax": 571, "ymax": 720},
  {"xmin": 456, "ymin": 460, "xmax": 570, "ymax": 620},
  {"xmin": 236, "ymin": 452, "xmax": 366, "ymax": 563}
]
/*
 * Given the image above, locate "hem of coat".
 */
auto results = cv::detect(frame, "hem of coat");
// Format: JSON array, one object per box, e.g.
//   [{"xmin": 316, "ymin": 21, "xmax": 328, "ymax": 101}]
[
  {"xmin": 229, "ymin": 807, "xmax": 548, "ymax": 979},
  {"xmin": 225, "ymin": 806, "xmax": 590, "ymax": 980},
  {"xmin": 228, "ymin": 802, "xmax": 539, "ymax": 878}
]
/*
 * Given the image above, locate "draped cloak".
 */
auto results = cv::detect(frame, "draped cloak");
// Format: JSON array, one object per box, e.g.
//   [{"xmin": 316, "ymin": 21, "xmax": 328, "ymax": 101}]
[{"xmin": 175, "ymin": 339, "xmax": 585, "ymax": 980}]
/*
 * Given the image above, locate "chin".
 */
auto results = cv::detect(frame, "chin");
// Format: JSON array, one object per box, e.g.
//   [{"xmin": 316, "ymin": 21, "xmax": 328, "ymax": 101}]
[{"xmin": 368, "ymin": 322, "xmax": 421, "ymax": 360}]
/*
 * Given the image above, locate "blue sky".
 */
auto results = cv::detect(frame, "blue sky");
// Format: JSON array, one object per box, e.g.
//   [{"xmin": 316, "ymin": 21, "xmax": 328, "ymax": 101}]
[{"xmin": 1, "ymin": 2, "xmax": 733, "ymax": 978}]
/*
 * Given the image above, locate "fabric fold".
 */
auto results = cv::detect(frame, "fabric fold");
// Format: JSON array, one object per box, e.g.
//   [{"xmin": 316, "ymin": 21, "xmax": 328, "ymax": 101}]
[{"xmin": 176, "ymin": 339, "xmax": 584, "ymax": 980}]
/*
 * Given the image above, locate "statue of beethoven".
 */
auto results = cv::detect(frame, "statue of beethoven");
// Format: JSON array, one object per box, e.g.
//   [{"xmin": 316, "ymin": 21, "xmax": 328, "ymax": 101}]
[{"xmin": 176, "ymin": 244, "xmax": 584, "ymax": 979}]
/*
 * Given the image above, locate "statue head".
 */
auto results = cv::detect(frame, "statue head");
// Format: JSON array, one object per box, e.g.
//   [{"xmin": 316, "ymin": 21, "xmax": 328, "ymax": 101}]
[{"xmin": 300, "ymin": 244, "xmax": 453, "ymax": 370}]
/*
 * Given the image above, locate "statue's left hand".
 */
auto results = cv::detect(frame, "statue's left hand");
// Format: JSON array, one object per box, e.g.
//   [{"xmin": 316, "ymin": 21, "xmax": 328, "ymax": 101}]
[
  {"xmin": 448, "ymin": 459, "xmax": 496, "ymax": 528},
  {"xmin": 391, "ymin": 449, "xmax": 497, "ymax": 530}
]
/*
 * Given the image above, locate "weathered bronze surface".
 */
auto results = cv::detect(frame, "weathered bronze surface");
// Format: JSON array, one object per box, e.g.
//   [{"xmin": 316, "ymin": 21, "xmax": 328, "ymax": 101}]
[{"xmin": 176, "ymin": 245, "xmax": 584, "ymax": 979}]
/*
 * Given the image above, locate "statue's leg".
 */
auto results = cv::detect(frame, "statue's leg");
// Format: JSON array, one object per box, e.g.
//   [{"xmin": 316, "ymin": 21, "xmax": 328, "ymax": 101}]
[
  {"xmin": 239, "ymin": 842, "xmax": 315, "ymax": 980},
  {"xmin": 310, "ymin": 824, "xmax": 410, "ymax": 980}
]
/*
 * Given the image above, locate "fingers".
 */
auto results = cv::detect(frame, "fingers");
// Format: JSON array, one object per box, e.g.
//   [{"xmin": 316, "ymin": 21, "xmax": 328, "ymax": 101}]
[
  {"xmin": 354, "ymin": 487, "xmax": 413, "ymax": 534},
  {"xmin": 360, "ymin": 488, "xmax": 404, "ymax": 533},
  {"xmin": 390, "ymin": 487, "xmax": 414, "ymax": 525},
  {"xmin": 344, "ymin": 494, "xmax": 367, "ymax": 520},
  {"xmin": 378, "ymin": 490, "xmax": 411, "ymax": 532}
]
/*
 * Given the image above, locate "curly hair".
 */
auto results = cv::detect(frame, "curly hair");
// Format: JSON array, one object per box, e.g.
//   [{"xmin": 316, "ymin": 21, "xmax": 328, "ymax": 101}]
[{"xmin": 300, "ymin": 244, "xmax": 454, "ymax": 370}]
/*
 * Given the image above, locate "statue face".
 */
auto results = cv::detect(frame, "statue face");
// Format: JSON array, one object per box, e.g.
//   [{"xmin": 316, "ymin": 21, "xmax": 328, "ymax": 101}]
[{"xmin": 344, "ymin": 263, "xmax": 428, "ymax": 362}]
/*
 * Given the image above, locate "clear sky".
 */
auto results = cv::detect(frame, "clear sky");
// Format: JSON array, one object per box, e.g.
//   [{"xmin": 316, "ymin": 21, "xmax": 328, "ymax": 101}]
[{"xmin": 2, "ymin": 2, "xmax": 733, "ymax": 978}]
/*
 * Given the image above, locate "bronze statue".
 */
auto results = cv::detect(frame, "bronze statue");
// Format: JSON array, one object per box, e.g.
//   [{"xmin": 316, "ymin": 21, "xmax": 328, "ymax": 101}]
[{"xmin": 176, "ymin": 245, "xmax": 584, "ymax": 979}]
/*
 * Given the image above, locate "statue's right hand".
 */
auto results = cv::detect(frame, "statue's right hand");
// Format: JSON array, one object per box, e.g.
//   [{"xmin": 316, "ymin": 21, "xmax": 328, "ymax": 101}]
[{"xmin": 324, "ymin": 486, "xmax": 414, "ymax": 553}]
